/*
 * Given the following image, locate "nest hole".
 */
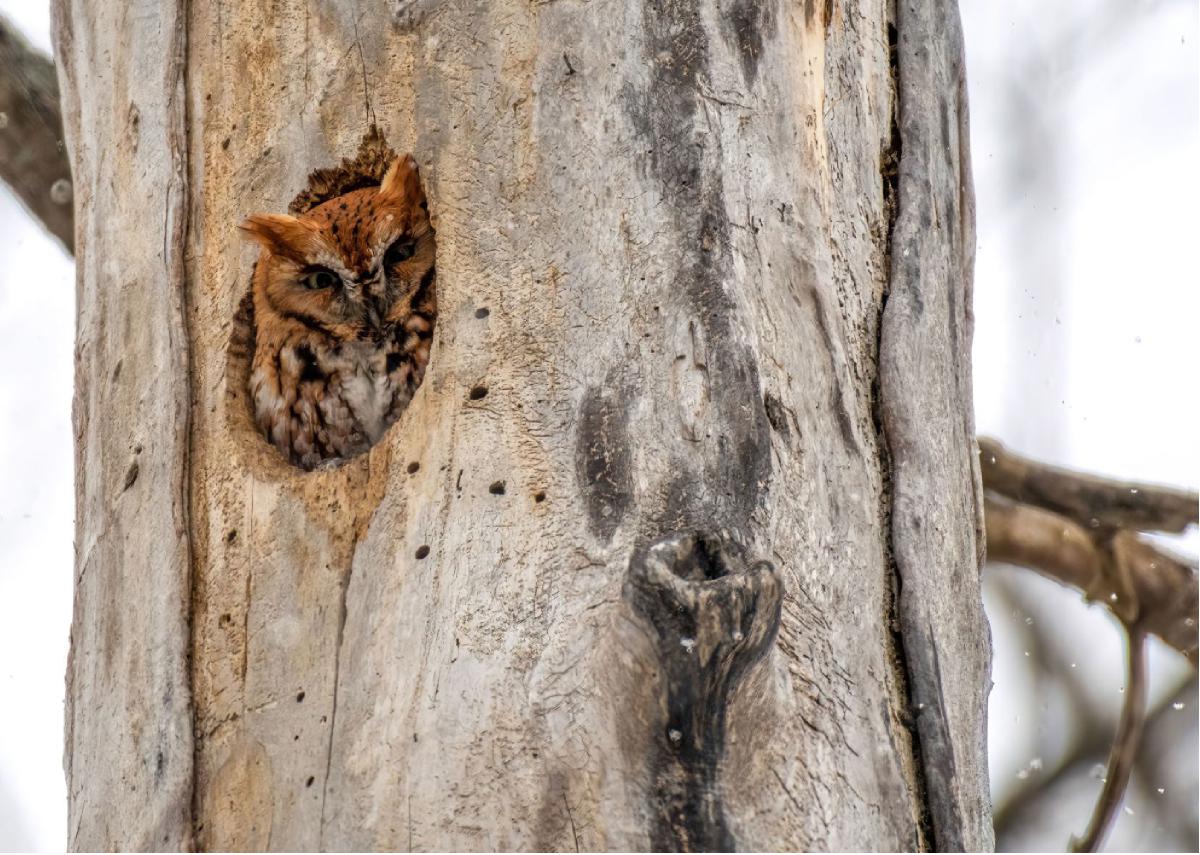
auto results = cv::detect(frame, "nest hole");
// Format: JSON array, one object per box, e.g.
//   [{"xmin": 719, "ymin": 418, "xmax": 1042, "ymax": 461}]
[{"xmin": 225, "ymin": 129, "xmax": 438, "ymax": 474}]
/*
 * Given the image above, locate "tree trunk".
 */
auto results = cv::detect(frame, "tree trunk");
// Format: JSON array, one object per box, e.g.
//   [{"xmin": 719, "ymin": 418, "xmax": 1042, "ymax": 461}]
[{"xmin": 55, "ymin": 0, "xmax": 991, "ymax": 850}]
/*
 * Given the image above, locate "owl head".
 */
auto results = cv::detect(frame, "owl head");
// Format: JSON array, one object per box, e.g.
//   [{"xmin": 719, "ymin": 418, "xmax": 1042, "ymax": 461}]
[{"xmin": 241, "ymin": 155, "xmax": 435, "ymax": 341}]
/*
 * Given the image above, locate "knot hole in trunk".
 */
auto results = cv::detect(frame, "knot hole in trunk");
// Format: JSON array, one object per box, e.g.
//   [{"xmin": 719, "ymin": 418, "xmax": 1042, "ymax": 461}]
[{"xmin": 624, "ymin": 530, "xmax": 783, "ymax": 852}]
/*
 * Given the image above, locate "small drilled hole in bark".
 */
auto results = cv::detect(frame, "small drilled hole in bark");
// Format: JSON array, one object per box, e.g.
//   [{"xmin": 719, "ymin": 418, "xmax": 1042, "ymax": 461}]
[
  {"xmin": 406, "ymin": 461, "xmax": 420, "ymax": 474},
  {"xmin": 306, "ymin": 776, "xmax": 315, "ymax": 788},
  {"xmin": 475, "ymin": 307, "xmax": 489, "ymax": 319},
  {"xmin": 219, "ymin": 613, "xmax": 232, "ymax": 627},
  {"xmin": 489, "ymin": 481, "xmax": 506, "ymax": 495},
  {"xmin": 226, "ymin": 529, "xmax": 238, "ymax": 543},
  {"xmin": 296, "ymin": 691, "xmax": 305, "ymax": 703},
  {"xmin": 415, "ymin": 545, "xmax": 430, "ymax": 559},
  {"xmin": 533, "ymin": 491, "xmax": 546, "ymax": 503},
  {"xmin": 469, "ymin": 385, "xmax": 488, "ymax": 400}
]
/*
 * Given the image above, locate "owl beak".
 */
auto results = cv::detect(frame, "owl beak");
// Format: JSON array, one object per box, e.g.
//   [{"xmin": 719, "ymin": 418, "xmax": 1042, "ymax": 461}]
[
  {"xmin": 363, "ymin": 294, "xmax": 389, "ymax": 336},
  {"xmin": 362, "ymin": 303, "xmax": 383, "ymax": 334}
]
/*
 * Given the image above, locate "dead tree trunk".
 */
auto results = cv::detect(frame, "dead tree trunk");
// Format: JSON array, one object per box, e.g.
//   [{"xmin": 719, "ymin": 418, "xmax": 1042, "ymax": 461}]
[{"xmin": 55, "ymin": 0, "xmax": 991, "ymax": 849}]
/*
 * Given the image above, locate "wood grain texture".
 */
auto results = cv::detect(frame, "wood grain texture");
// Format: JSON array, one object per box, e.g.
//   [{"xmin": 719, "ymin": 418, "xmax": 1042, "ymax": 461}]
[
  {"xmin": 58, "ymin": 0, "xmax": 992, "ymax": 849},
  {"xmin": 53, "ymin": 0, "xmax": 194, "ymax": 849},
  {"xmin": 879, "ymin": 0, "xmax": 993, "ymax": 848}
]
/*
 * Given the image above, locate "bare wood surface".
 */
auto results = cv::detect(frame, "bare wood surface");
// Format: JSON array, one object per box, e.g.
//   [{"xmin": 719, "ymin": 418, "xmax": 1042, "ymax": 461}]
[
  {"xmin": 182, "ymin": 1, "xmax": 974, "ymax": 849},
  {"xmin": 53, "ymin": 0, "xmax": 193, "ymax": 849},
  {"xmin": 58, "ymin": 0, "xmax": 991, "ymax": 850},
  {"xmin": 0, "ymin": 13, "xmax": 72, "ymax": 252},
  {"xmin": 879, "ymin": 0, "xmax": 993, "ymax": 847}
]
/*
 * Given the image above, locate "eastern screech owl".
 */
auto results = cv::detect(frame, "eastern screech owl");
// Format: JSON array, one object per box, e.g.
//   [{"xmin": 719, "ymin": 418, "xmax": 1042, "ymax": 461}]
[{"xmin": 241, "ymin": 154, "xmax": 436, "ymax": 470}]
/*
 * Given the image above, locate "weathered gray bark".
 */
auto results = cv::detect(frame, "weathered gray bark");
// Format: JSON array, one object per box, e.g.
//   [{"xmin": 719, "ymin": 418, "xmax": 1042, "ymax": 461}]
[{"xmin": 56, "ymin": 0, "xmax": 991, "ymax": 850}]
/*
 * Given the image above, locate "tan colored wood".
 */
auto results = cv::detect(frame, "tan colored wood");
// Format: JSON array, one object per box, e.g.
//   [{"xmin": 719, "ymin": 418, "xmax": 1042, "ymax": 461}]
[
  {"xmin": 57, "ymin": 0, "xmax": 991, "ymax": 849},
  {"xmin": 54, "ymin": 1, "xmax": 193, "ymax": 849}
]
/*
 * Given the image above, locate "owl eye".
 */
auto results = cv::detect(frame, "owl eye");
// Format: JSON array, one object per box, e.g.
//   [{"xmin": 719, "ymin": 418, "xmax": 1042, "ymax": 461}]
[
  {"xmin": 299, "ymin": 268, "xmax": 341, "ymax": 291},
  {"xmin": 384, "ymin": 238, "xmax": 417, "ymax": 268}
]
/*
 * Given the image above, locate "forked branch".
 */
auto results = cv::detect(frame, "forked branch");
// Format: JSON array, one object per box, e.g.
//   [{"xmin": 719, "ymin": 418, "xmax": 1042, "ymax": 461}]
[
  {"xmin": 980, "ymin": 437, "xmax": 1197, "ymax": 851},
  {"xmin": 985, "ymin": 496, "xmax": 1198, "ymax": 665}
]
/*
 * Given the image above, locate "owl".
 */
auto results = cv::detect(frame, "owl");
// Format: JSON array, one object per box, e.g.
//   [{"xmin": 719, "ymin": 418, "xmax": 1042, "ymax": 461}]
[{"xmin": 240, "ymin": 154, "xmax": 436, "ymax": 470}]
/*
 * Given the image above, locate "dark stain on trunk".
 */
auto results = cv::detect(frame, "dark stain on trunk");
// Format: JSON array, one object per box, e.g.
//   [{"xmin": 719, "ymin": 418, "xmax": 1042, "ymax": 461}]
[
  {"xmin": 725, "ymin": 0, "xmax": 777, "ymax": 85},
  {"xmin": 622, "ymin": 0, "xmax": 773, "ymax": 539},
  {"xmin": 762, "ymin": 392, "xmax": 791, "ymax": 441},
  {"xmin": 625, "ymin": 531, "xmax": 783, "ymax": 852},
  {"xmin": 575, "ymin": 373, "xmax": 635, "ymax": 542},
  {"xmin": 908, "ymin": 618, "xmax": 962, "ymax": 851}
]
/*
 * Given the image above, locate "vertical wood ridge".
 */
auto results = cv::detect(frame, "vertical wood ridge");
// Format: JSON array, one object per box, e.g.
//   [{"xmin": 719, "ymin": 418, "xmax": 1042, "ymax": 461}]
[
  {"xmin": 56, "ymin": 0, "xmax": 196, "ymax": 848},
  {"xmin": 878, "ymin": 0, "xmax": 993, "ymax": 850}
]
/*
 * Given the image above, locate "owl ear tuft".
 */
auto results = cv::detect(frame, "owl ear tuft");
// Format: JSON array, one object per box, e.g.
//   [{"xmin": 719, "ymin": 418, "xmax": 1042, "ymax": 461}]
[
  {"xmin": 239, "ymin": 213, "xmax": 315, "ymax": 259},
  {"xmin": 379, "ymin": 154, "xmax": 426, "ymax": 208}
]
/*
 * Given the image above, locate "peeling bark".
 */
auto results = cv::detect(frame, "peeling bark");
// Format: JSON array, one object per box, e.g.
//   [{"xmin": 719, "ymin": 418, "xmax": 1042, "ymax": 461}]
[{"xmin": 57, "ymin": 0, "xmax": 990, "ymax": 850}]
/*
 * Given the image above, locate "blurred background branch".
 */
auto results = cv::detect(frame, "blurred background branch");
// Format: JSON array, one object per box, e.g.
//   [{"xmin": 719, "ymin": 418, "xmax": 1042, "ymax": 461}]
[
  {"xmin": 1069, "ymin": 627, "xmax": 1148, "ymax": 852},
  {"xmin": 982, "ymin": 436, "xmax": 1197, "ymax": 850},
  {"xmin": 983, "ymin": 437, "xmax": 1199, "ymax": 666},
  {"xmin": 993, "ymin": 674, "xmax": 1197, "ymax": 845},
  {"xmin": 0, "ymin": 11, "xmax": 72, "ymax": 253}
]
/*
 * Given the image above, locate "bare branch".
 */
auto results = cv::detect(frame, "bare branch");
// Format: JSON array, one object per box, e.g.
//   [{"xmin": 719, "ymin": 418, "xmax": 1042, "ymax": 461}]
[
  {"xmin": 1069, "ymin": 627, "xmax": 1148, "ymax": 853},
  {"xmin": 981, "ymin": 438, "xmax": 1195, "ymax": 849},
  {"xmin": 985, "ymin": 496, "xmax": 1198, "ymax": 665},
  {"xmin": 985, "ymin": 497, "xmax": 1101, "ymax": 596},
  {"xmin": 980, "ymin": 437, "xmax": 1198, "ymax": 534},
  {"xmin": 1110, "ymin": 532, "xmax": 1199, "ymax": 667},
  {"xmin": 992, "ymin": 674, "xmax": 1196, "ymax": 845},
  {"xmin": 0, "ymin": 13, "xmax": 73, "ymax": 253}
]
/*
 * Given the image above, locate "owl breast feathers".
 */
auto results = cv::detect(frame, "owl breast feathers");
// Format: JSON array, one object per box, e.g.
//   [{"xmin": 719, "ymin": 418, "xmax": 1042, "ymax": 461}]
[{"xmin": 241, "ymin": 154, "xmax": 436, "ymax": 470}]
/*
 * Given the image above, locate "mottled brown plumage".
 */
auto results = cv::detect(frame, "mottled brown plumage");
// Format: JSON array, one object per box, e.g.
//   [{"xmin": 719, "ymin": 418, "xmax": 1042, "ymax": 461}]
[{"xmin": 241, "ymin": 153, "xmax": 436, "ymax": 470}]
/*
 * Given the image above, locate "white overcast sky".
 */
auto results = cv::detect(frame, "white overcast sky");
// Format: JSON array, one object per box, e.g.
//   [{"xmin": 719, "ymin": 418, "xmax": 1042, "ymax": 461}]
[{"xmin": 0, "ymin": 0, "xmax": 1195, "ymax": 851}]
